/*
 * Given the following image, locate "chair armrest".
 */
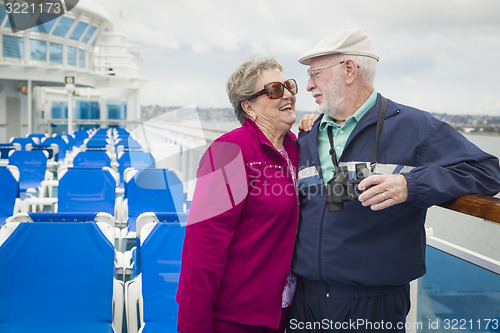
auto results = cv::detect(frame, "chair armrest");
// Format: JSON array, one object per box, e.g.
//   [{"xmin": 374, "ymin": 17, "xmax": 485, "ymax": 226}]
[
  {"xmin": 23, "ymin": 197, "xmax": 58, "ymax": 212},
  {"xmin": 125, "ymin": 275, "xmax": 143, "ymax": 333},
  {"xmin": 120, "ymin": 249, "xmax": 136, "ymax": 281},
  {"xmin": 0, "ymin": 221, "xmax": 22, "ymax": 246},
  {"xmin": 40, "ymin": 179, "xmax": 59, "ymax": 199},
  {"xmin": 113, "ymin": 279, "xmax": 124, "ymax": 333},
  {"xmin": 13, "ymin": 198, "xmax": 22, "ymax": 214},
  {"xmin": 115, "ymin": 251, "xmax": 125, "ymax": 277}
]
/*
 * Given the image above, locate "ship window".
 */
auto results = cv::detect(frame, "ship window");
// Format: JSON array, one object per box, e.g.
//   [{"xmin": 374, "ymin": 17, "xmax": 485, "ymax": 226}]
[
  {"xmin": 31, "ymin": 15, "xmax": 57, "ymax": 33},
  {"xmin": 52, "ymin": 17, "xmax": 74, "ymax": 37},
  {"xmin": 30, "ymin": 39, "xmax": 47, "ymax": 61},
  {"xmin": 67, "ymin": 46, "xmax": 76, "ymax": 66},
  {"xmin": 2, "ymin": 35, "xmax": 24, "ymax": 59},
  {"xmin": 107, "ymin": 102, "xmax": 127, "ymax": 120},
  {"xmin": 51, "ymin": 101, "xmax": 68, "ymax": 119},
  {"xmin": 51, "ymin": 124, "xmax": 68, "ymax": 134},
  {"xmin": 82, "ymin": 25, "xmax": 96, "ymax": 43},
  {"xmin": 78, "ymin": 49, "xmax": 85, "ymax": 68},
  {"xmin": 70, "ymin": 21, "xmax": 88, "ymax": 40},
  {"xmin": 76, "ymin": 101, "xmax": 100, "ymax": 120},
  {"xmin": 49, "ymin": 42, "xmax": 62, "ymax": 64}
]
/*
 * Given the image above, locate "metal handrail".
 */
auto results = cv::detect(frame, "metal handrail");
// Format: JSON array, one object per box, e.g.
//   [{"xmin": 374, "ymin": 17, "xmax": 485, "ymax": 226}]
[{"xmin": 170, "ymin": 122, "xmax": 228, "ymax": 135}]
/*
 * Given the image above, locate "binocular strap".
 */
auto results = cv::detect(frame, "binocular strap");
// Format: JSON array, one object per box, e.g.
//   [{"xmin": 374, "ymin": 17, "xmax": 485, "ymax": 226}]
[{"xmin": 327, "ymin": 96, "xmax": 387, "ymax": 173}]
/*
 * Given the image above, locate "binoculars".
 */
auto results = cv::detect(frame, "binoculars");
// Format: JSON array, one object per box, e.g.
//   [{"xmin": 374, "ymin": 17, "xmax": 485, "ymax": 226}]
[{"xmin": 326, "ymin": 163, "xmax": 371, "ymax": 212}]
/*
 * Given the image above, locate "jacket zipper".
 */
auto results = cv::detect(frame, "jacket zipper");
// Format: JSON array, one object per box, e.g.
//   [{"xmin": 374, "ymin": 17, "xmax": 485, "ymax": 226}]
[
  {"xmin": 310, "ymin": 100, "xmax": 396, "ymax": 299},
  {"xmin": 263, "ymin": 141, "xmax": 299, "ymax": 202},
  {"xmin": 317, "ymin": 203, "xmax": 331, "ymax": 297}
]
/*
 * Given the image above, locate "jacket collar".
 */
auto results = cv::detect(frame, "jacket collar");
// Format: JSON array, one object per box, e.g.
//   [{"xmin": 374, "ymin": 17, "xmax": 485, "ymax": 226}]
[
  {"xmin": 244, "ymin": 118, "xmax": 297, "ymax": 152},
  {"xmin": 302, "ymin": 93, "xmax": 399, "ymax": 168},
  {"xmin": 344, "ymin": 93, "xmax": 399, "ymax": 151}
]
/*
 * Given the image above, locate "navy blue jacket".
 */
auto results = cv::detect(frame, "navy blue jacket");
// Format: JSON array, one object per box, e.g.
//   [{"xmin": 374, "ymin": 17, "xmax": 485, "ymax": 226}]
[{"xmin": 293, "ymin": 94, "xmax": 500, "ymax": 287}]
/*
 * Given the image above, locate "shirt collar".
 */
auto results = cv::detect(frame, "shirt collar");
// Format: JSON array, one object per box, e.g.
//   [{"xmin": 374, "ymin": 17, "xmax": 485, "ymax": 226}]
[{"xmin": 319, "ymin": 89, "xmax": 378, "ymax": 131}]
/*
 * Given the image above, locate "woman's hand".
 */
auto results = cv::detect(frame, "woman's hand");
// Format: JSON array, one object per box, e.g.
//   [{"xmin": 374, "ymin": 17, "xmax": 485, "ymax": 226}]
[{"xmin": 298, "ymin": 113, "xmax": 320, "ymax": 132}]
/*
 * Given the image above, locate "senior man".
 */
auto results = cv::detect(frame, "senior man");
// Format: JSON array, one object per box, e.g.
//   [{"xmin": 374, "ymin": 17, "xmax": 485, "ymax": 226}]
[{"xmin": 288, "ymin": 29, "xmax": 500, "ymax": 332}]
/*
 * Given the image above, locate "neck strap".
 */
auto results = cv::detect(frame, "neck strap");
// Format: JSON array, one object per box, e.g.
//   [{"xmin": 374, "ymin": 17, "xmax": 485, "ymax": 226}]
[
  {"xmin": 327, "ymin": 126, "xmax": 340, "ymax": 170},
  {"xmin": 327, "ymin": 96, "xmax": 387, "ymax": 172}
]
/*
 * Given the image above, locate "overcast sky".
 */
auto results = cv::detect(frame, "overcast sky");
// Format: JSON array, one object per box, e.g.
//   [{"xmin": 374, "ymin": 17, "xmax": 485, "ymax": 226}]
[{"xmin": 98, "ymin": 0, "xmax": 500, "ymax": 116}]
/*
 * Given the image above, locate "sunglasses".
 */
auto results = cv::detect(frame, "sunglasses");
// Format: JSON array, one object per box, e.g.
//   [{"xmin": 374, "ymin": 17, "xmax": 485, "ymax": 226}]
[{"xmin": 249, "ymin": 79, "xmax": 298, "ymax": 100}]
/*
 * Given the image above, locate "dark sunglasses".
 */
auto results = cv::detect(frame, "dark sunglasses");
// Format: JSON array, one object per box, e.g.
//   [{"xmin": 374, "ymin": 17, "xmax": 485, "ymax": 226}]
[{"xmin": 249, "ymin": 79, "xmax": 298, "ymax": 100}]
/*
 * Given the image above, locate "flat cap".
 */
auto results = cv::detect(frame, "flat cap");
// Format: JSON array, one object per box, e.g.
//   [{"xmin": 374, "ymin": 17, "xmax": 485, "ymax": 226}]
[{"xmin": 298, "ymin": 29, "xmax": 379, "ymax": 65}]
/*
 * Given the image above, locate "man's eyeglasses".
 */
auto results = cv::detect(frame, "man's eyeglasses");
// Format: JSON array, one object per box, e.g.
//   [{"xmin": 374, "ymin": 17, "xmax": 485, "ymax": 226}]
[
  {"xmin": 249, "ymin": 79, "xmax": 298, "ymax": 100},
  {"xmin": 307, "ymin": 61, "xmax": 345, "ymax": 80}
]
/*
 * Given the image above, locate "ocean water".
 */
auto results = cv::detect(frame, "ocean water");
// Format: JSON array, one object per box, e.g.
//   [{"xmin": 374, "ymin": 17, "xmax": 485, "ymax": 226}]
[
  {"xmin": 465, "ymin": 133, "xmax": 500, "ymax": 159},
  {"xmin": 426, "ymin": 134, "xmax": 500, "ymax": 261}
]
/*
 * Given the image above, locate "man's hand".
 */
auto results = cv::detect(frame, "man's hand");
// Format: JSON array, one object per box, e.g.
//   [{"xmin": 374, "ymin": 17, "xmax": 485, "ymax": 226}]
[
  {"xmin": 358, "ymin": 174, "xmax": 408, "ymax": 211},
  {"xmin": 298, "ymin": 113, "xmax": 320, "ymax": 132}
]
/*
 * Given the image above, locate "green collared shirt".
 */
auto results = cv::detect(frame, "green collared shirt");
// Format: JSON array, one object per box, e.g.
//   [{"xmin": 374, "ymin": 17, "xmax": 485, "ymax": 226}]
[{"xmin": 318, "ymin": 90, "xmax": 377, "ymax": 186}]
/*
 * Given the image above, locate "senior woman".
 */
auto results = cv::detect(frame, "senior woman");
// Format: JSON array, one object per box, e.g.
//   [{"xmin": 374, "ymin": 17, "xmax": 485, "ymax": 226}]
[{"xmin": 177, "ymin": 57, "xmax": 299, "ymax": 333}]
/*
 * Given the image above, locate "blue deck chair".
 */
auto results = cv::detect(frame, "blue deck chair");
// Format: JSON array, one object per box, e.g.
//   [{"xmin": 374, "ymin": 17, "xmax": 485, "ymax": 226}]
[
  {"xmin": 42, "ymin": 137, "xmax": 68, "ymax": 161},
  {"xmin": 8, "ymin": 150, "xmax": 47, "ymax": 192},
  {"xmin": 0, "ymin": 143, "xmax": 20, "ymax": 160},
  {"xmin": 118, "ymin": 168, "xmax": 188, "ymax": 251},
  {"xmin": 57, "ymin": 167, "xmax": 116, "ymax": 215},
  {"xmin": 26, "ymin": 143, "xmax": 58, "ymax": 161},
  {"xmin": 115, "ymin": 137, "xmax": 142, "ymax": 157},
  {"xmin": 0, "ymin": 220, "xmax": 121, "ymax": 333},
  {"xmin": 10, "ymin": 137, "xmax": 35, "ymax": 150},
  {"xmin": 72, "ymin": 150, "xmax": 112, "ymax": 168},
  {"xmin": 73, "ymin": 129, "xmax": 89, "ymax": 147},
  {"xmin": 55, "ymin": 134, "xmax": 75, "ymax": 152},
  {"xmin": 117, "ymin": 151, "xmax": 155, "ymax": 188},
  {"xmin": 0, "ymin": 166, "xmax": 19, "ymax": 226},
  {"xmin": 25, "ymin": 212, "xmax": 111, "ymax": 223},
  {"xmin": 124, "ymin": 168, "xmax": 187, "ymax": 233},
  {"xmin": 27, "ymin": 133, "xmax": 47, "ymax": 144},
  {"xmin": 86, "ymin": 138, "xmax": 109, "ymax": 149},
  {"xmin": 125, "ymin": 216, "xmax": 185, "ymax": 333},
  {"xmin": 116, "ymin": 137, "xmax": 141, "ymax": 149},
  {"xmin": 91, "ymin": 129, "xmax": 110, "ymax": 137},
  {"xmin": 94, "ymin": 129, "xmax": 109, "ymax": 136}
]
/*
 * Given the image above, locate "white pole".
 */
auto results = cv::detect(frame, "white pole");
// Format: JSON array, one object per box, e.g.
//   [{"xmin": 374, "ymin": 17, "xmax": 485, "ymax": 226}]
[
  {"xmin": 65, "ymin": 83, "xmax": 75, "ymax": 134},
  {"xmin": 27, "ymin": 80, "xmax": 32, "ymax": 133}
]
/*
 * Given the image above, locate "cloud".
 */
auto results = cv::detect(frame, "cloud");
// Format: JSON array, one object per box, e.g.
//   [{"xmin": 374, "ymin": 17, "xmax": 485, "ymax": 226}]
[{"xmin": 98, "ymin": 0, "xmax": 500, "ymax": 115}]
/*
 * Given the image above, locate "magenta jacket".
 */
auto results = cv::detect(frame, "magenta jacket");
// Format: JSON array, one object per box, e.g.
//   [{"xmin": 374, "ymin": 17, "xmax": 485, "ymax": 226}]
[{"xmin": 177, "ymin": 119, "xmax": 299, "ymax": 332}]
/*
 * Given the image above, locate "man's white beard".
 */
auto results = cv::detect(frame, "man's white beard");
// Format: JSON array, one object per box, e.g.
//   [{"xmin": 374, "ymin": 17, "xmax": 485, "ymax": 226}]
[{"xmin": 319, "ymin": 77, "xmax": 345, "ymax": 119}]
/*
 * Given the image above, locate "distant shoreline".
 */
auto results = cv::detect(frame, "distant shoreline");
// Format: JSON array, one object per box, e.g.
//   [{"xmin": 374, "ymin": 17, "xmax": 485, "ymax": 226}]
[
  {"xmin": 141, "ymin": 105, "xmax": 500, "ymax": 136},
  {"xmin": 460, "ymin": 131, "xmax": 500, "ymax": 137}
]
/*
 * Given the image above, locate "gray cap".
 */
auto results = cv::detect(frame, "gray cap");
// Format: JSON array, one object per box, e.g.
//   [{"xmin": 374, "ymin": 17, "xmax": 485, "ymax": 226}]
[{"xmin": 298, "ymin": 29, "xmax": 379, "ymax": 65}]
